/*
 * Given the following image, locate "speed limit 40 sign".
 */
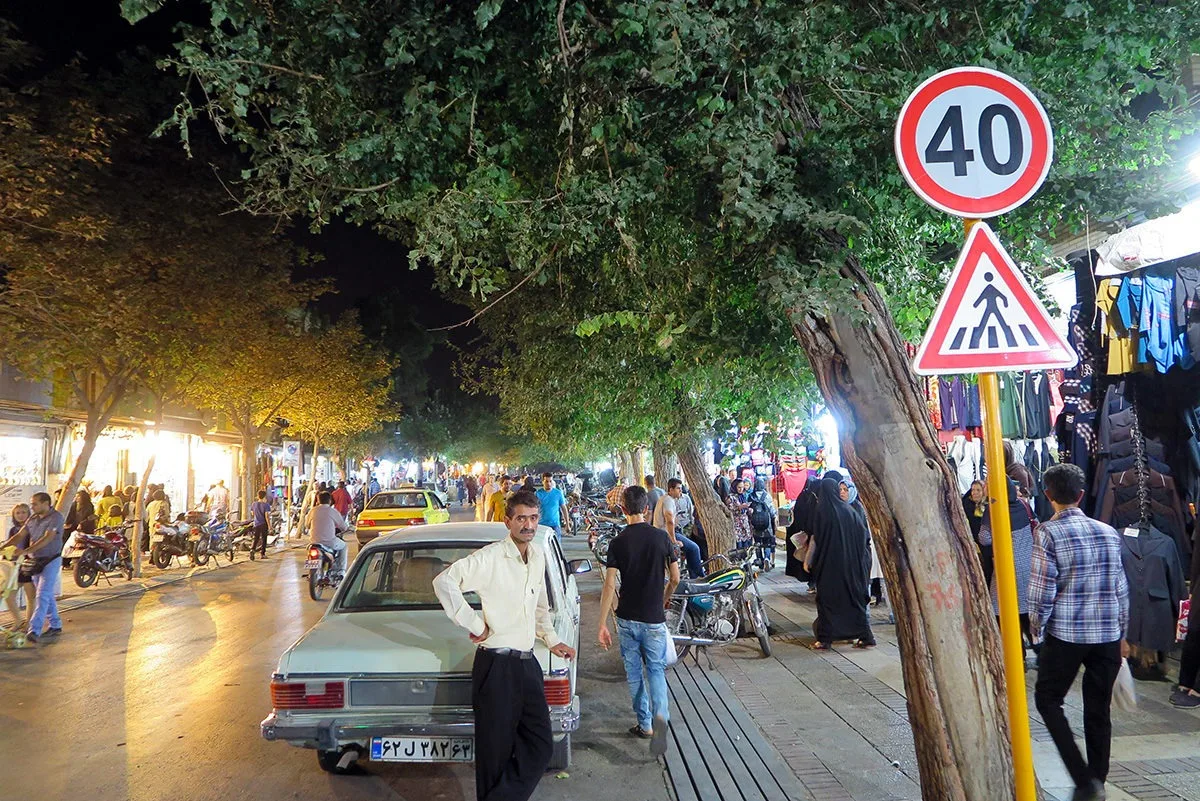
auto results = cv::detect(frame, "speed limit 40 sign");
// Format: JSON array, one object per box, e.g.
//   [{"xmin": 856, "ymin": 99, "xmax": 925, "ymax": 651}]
[{"xmin": 895, "ymin": 67, "xmax": 1053, "ymax": 218}]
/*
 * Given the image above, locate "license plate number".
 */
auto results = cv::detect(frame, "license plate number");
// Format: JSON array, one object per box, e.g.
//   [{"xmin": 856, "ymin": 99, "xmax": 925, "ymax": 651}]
[
  {"xmin": 151, "ymin": 535, "xmax": 164, "ymax": 544},
  {"xmin": 370, "ymin": 736, "xmax": 473, "ymax": 762},
  {"xmin": 304, "ymin": 559, "xmax": 320, "ymax": 570}
]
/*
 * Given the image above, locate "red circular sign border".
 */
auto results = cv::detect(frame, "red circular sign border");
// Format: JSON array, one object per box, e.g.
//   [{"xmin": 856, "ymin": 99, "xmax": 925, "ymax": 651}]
[{"xmin": 895, "ymin": 67, "xmax": 1053, "ymax": 218}]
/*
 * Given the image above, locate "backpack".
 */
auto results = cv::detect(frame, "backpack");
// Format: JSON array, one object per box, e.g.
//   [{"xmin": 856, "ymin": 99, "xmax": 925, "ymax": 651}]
[{"xmin": 750, "ymin": 494, "xmax": 772, "ymax": 530}]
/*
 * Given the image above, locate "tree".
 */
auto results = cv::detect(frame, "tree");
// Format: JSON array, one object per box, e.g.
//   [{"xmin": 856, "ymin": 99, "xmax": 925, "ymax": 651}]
[{"xmin": 131, "ymin": 2, "xmax": 1200, "ymax": 797}]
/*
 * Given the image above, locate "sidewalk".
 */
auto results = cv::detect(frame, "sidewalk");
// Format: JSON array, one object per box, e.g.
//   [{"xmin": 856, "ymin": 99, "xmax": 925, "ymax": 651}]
[{"xmin": 699, "ymin": 563, "xmax": 1200, "ymax": 801}]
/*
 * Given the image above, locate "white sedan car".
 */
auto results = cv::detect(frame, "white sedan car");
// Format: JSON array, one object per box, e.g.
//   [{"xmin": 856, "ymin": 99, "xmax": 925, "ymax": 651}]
[{"xmin": 262, "ymin": 522, "xmax": 591, "ymax": 774}]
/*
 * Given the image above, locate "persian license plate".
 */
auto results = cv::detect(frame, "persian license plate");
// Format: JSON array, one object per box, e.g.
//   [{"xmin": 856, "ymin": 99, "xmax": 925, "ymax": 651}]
[
  {"xmin": 304, "ymin": 558, "xmax": 319, "ymax": 570},
  {"xmin": 370, "ymin": 736, "xmax": 473, "ymax": 762},
  {"xmin": 151, "ymin": 534, "xmax": 164, "ymax": 544}
]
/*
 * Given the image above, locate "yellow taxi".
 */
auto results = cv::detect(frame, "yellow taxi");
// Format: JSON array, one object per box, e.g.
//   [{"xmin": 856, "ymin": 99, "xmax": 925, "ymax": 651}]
[{"xmin": 354, "ymin": 489, "xmax": 452, "ymax": 546}]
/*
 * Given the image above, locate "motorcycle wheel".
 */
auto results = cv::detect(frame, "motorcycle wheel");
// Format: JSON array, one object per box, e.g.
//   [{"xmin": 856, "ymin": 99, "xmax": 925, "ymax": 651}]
[
  {"xmin": 750, "ymin": 595, "xmax": 772, "ymax": 657},
  {"xmin": 191, "ymin": 538, "xmax": 210, "ymax": 567},
  {"xmin": 309, "ymin": 569, "xmax": 324, "ymax": 601},
  {"xmin": 151, "ymin": 545, "xmax": 171, "ymax": 570},
  {"xmin": 665, "ymin": 598, "xmax": 692, "ymax": 662},
  {"xmin": 73, "ymin": 549, "xmax": 99, "ymax": 588}
]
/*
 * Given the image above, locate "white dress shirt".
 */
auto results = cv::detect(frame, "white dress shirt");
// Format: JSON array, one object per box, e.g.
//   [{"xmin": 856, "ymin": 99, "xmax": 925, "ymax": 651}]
[{"xmin": 433, "ymin": 535, "xmax": 560, "ymax": 651}]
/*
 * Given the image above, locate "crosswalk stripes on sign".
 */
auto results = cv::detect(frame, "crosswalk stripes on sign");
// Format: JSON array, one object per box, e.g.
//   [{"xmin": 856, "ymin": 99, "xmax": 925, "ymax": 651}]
[{"xmin": 912, "ymin": 222, "xmax": 1077, "ymax": 375}]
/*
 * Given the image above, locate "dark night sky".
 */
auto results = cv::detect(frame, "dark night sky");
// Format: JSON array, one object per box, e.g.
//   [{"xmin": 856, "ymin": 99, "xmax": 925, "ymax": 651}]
[{"xmin": 8, "ymin": 0, "xmax": 476, "ymax": 393}]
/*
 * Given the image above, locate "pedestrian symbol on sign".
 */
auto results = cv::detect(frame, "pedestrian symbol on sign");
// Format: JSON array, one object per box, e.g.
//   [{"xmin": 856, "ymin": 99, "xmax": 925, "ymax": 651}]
[{"xmin": 912, "ymin": 222, "xmax": 1077, "ymax": 375}]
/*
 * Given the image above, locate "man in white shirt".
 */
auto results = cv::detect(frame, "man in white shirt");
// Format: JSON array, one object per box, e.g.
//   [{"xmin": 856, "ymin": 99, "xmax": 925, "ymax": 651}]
[
  {"xmin": 434, "ymin": 490, "xmax": 576, "ymax": 801},
  {"xmin": 209, "ymin": 480, "xmax": 230, "ymax": 517},
  {"xmin": 653, "ymin": 479, "xmax": 703, "ymax": 578},
  {"xmin": 306, "ymin": 491, "xmax": 348, "ymax": 574},
  {"xmin": 476, "ymin": 473, "xmax": 498, "ymax": 522}
]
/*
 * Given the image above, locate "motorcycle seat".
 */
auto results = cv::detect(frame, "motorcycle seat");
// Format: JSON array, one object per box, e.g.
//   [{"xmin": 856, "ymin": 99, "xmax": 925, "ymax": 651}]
[{"xmin": 674, "ymin": 579, "xmax": 736, "ymax": 597}]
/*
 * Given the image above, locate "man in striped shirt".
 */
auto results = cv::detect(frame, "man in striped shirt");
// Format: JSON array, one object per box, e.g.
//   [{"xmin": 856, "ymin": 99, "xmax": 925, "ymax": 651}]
[{"xmin": 1030, "ymin": 463, "xmax": 1129, "ymax": 801}]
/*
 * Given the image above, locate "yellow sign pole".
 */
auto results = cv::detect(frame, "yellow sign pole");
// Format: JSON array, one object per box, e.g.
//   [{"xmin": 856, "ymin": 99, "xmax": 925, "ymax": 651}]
[{"xmin": 967, "ymin": 219, "xmax": 1037, "ymax": 801}]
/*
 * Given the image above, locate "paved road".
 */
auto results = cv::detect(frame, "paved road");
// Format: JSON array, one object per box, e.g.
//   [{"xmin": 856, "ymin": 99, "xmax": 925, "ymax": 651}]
[{"xmin": 0, "ymin": 512, "xmax": 671, "ymax": 801}]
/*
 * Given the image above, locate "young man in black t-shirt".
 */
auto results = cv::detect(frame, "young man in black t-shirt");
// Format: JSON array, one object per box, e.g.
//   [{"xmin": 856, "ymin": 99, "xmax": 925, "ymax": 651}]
[{"xmin": 598, "ymin": 484, "xmax": 681, "ymax": 756}]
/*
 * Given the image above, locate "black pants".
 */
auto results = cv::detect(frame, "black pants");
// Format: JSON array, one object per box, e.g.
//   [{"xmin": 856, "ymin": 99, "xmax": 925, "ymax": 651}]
[
  {"xmin": 251, "ymin": 523, "xmax": 268, "ymax": 556},
  {"xmin": 472, "ymin": 649, "xmax": 552, "ymax": 801},
  {"xmin": 1034, "ymin": 636, "xmax": 1122, "ymax": 788}
]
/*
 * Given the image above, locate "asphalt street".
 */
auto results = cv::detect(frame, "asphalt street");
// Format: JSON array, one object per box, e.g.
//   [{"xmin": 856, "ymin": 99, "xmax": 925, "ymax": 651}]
[{"xmin": 0, "ymin": 511, "xmax": 672, "ymax": 801}]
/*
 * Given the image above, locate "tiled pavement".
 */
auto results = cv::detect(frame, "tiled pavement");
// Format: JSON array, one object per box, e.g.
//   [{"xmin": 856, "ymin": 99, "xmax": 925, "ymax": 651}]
[{"xmin": 688, "ymin": 563, "xmax": 1200, "ymax": 801}]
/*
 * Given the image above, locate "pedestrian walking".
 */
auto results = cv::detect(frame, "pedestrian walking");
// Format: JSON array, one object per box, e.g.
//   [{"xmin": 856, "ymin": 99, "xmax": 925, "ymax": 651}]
[
  {"xmin": 485, "ymin": 476, "xmax": 513, "ymax": 522},
  {"xmin": 809, "ymin": 475, "xmax": 875, "ymax": 650},
  {"xmin": 598, "ymin": 484, "xmax": 680, "ymax": 756},
  {"xmin": 478, "ymin": 473, "xmax": 498, "ymax": 522},
  {"xmin": 433, "ymin": 490, "xmax": 577, "ymax": 801},
  {"xmin": 466, "ymin": 474, "xmax": 479, "ymax": 506},
  {"xmin": 331, "ymin": 480, "xmax": 353, "ymax": 518},
  {"xmin": 748, "ymin": 478, "xmax": 777, "ymax": 564},
  {"xmin": 250, "ymin": 490, "xmax": 271, "ymax": 560},
  {"xmin": 2, "ymin": 503, "xmax": 36, "ymax": 631},
  {"xmin": 210, "ymin": 480, "xmax": 230, "ymax": 517},
  {"xmin": 535, "ymin": 472, "xmax": 569, "ymax": 540},
  {"xmin": 979, "ymin": 477, "xmax": 1036, "ymax": 654},
  {"xmin": 10, "ymin": 492, "xmax": 65, "ymax": 643},
  {"xmin": 1030, "ymin": 464, "xmax": 1129, "ymax": 801}
]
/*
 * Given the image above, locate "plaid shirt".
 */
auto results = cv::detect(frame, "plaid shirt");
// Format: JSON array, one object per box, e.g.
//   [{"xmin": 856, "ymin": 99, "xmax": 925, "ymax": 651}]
[{"xmin": 1029, "ymin": 507, "xmax": 1129, "ymax": 645}]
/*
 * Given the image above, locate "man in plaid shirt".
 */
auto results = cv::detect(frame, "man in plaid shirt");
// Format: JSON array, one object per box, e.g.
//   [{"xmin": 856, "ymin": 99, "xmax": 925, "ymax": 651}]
[{"xmin": 1030, "ymin": 463, "xmax": 1129, "ymax": 801}]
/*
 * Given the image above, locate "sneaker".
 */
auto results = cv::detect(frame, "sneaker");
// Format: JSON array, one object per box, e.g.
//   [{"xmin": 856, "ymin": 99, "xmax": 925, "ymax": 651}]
[
  {"xmin": 45, "ymin": 627, "xmax": 62, "ymax": 637},
  {"xmin": 1171, "ymin": 688, "xmax": 1200, "ymax": 708},
  {"xmin": 628, "ymin": 724, "xmax": 651, "ymax": 739},
  {"xmin": 649, "ymin": 715, "xmax": 669, "ymax": 757},
  {"xmin": 25, "ymin": 632, "xmax": 38, "ymax": 644}
]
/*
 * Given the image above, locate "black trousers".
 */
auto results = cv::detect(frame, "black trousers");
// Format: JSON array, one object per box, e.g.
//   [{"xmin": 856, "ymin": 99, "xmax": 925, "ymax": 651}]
[
  {"xmin": 1034, "ymin": 636, "xmax": 1122, "ymax": 788},
  {"xmin": 251, "ymin": 523, "xmax": 268, "ymax": 556},
  {"xmin": 472, "ymin": 649, "xmax": 553, "ymax": 801}
]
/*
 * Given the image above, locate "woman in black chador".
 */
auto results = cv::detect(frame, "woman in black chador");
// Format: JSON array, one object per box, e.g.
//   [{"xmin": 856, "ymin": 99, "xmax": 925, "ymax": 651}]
[{"xmin": 809, "ymin": 475, "xmax": 875, "ymax": 650}]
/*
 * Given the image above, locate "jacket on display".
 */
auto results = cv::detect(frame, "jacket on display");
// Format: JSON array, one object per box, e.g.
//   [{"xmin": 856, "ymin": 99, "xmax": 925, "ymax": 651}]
[{"xmin": 1120, "ymin": 525, "xmax": 1185, "ymax": 652}]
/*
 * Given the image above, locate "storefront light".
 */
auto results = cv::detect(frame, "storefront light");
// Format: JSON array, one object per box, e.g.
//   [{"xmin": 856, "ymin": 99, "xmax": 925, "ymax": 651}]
[{"xmin": 594, "ymin": 461, "xmax": 612, "ymax": 472}]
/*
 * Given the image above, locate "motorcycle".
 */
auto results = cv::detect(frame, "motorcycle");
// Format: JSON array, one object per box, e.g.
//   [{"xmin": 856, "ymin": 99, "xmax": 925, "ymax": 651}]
[
  {"xmin": 665, "ymin": 546, "xmax": 772, "ymax": 662},
  {"xmin": 150, "ymin": 514, "xmax": 204, "ymax": 569},
  {"xmin": 194, "ymin": 514, "xmax": 238, "ymax": 566},
  {"xmin": 305, "ymin": 535, "xmax": 345, "ymax": 601},
  {"xmin": 73, "ymin": 524, "xmax": 135, "ymax": 588}
]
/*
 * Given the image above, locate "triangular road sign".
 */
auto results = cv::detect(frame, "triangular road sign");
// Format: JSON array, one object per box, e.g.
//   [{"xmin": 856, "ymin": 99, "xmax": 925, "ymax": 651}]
[{"xmin": 913, "ymin": 222, "xmax": 1078, "ymax": 375}]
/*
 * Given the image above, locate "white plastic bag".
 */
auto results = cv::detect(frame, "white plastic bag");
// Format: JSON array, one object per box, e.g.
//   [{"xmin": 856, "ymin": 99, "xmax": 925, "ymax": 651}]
[
  {"xmin": 662, "ymin": 624, "xmax": 679, "ymax": 667},
  {"xmin": 1113, "ymin": 659, "xmax": 1137, "ymax": 712}
]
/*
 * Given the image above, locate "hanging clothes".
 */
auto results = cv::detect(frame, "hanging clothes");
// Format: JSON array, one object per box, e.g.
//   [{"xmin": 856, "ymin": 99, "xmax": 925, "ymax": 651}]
[
  {"xmin": 1047, "ymin": 370, "xmax": 1066, "ymax": 427},
  {"xmin": 947, "ymin": 436, "xmax": 982, "ymax": 494},
  {"xmin": 998, "ymin": 373, "xmax": 1024, "ymax": 438},
  {"xmin": 965, "ymin": 381, "xmax": 983, "ymax": 428},
  {"xmin": 1173, "ymin": 263, "xmax": 1200, "ymax": 358},
  {"xmin": 1120, "ymin": 525, "xmax": 1185, "ymax": 652},
  {"xmin": 938, "ymin": 377, "xmax": 968, "ymax": 431},
  {"xmin": 1140, "ymin": 272, "xmax": 1194, "ymax": 372},
  {"xmin": 1097, "ymin": 277, "xmax": 1138, "ymax": 375},
  {"xmin": 1017, "ymin": 371, "xmax": 1053, "ymax": 439},
  {"xmin": 927, "ymin": 376, "xmax": 943, "ymax": 431}
]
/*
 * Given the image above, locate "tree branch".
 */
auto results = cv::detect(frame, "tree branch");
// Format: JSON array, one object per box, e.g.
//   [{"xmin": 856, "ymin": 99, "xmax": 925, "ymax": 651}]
[
  {"xmin": 333, "ymin": 177, "xmax": 400, "ymax": 193},
  {"xmin": 428, "ymin": 268, "xmax": 543, "ymax": 332},
  {"xmin": 225, "ymin": 59, "xmax": 325, "ymax": 82}
]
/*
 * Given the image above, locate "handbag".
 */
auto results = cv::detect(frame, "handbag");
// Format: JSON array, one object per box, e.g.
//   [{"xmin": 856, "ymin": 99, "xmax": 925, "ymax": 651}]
[{"xmin": 1178, "ymin": 598, "xmax": 1191, "ymax": 643}]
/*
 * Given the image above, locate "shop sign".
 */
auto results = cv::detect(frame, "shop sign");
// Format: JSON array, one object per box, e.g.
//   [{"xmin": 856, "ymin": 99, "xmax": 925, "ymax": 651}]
[
  {"xmin": 894, "ymin": 67, "xmax": 1053, "ymax": 218},
  {"xmin": 280, "ymin": 440, "xmax": 301, "ymax": 468}
]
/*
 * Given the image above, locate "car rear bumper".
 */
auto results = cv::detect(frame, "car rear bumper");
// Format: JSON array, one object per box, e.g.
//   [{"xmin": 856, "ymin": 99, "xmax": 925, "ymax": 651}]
[{"xmin": 262, "ymin": 697, "xmax": 580, "ymax": 750}]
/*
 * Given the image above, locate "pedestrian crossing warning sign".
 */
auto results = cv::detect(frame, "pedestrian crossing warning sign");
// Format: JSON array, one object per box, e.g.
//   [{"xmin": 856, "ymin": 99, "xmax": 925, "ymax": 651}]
[{"xmin": 913, "ymin": 222, "xmax": 1077, "ymax": 375}]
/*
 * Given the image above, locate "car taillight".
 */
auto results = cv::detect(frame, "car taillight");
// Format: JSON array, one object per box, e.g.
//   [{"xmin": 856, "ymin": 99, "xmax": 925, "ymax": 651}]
[
  {"xmin": 271, "ymin": 680, "xmax": 345, "ymax": 710},
  {"xmin": 402, "ymin": 518, "xmax": 426, "ymax": 526},
  {"xmin": 543, "ymin": 675, "xmax": 571, "ymax": 707},
  {"xmin": 307, "ymin": 547, "xmax": 321, "ymax": 560},
  {"xmin": 358, "ymin": 519, "xmax": 376, "ymax": 528}
]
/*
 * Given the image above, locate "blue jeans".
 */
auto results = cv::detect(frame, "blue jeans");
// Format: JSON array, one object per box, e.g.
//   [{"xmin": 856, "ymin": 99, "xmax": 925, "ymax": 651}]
[
  {"xmin": 549, "ymin": 524, "xmax": 563, "ymax": 541},
  {"xmin": 677, "ymin": 533, "xmax": 703, "ymax": 578},
  {"xmin": 616, "ymin": 618, "xmax": 670, "ymax": 731},
  {"xmin": 28, "ymin": 557, "xmax": 62, "ymax": 635}
]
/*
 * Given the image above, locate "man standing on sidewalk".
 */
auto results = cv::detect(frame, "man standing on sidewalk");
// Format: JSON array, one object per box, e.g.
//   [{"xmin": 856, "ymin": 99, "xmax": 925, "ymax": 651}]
[
  {"xmin": 250, "ymin": 490, "xmax": 271, "ymax": 560},
  {"xmin": 1030, "ymin": 463, "xmax": 1129, "ymax": 801},
  {"xmin": 434, "ymin": 490, "xmax": 576, "ymax": 801},
  {"xmin": 598, "ymin": 484, "xmax": 680, "ymax": 757},
  {"xmin": 536, "ymin": 473, "xmax": 569, "ymax": 540},
  {"xmin": 485, "ymin": 476, "xmax": 513, "ymax": 523},
  {"xmin": 331, "ymin": 481, "xmax": 353, "ymax": 519},
  {"xmin": 644, "ymin": 475, "xmax": 664, "ymax": 521},
  {"xmin": 12, "ymin": 492, "xmax": 65, "ymax": 643},
  {"xmin": 654, "ymin": 478, "xmax": 703, "ymax": 579}
]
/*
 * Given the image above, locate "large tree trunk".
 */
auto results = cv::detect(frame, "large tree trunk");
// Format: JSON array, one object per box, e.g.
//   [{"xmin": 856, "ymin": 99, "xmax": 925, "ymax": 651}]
[
  {"xmin": 789, "ymin": 255, "xmax": 1012, "ymax": 801},
  {"xmin": 133, "ymin": 450, "xmax": 155, "ymax": 579},
  {"xmin": 652, "ymin": 442, "xmax": 678, "ymax": 484},
  {"xmin": 672, "ymin": 435, "xmax": 733, "ymax": 555},
  {"xmin": 55, "ymin": 412, "xmax": 106, "ymax": 516},
  {"xmin": 297, "ymin": 433, "xmax": 320, "ymax": 540},
  {"xmin": 239, "ymin": 427, "xmax": 257, "ymax": 519},
  {"xmin": 632, "ymin": 446, "xmax": 647, "ymax": 485},
  {"xmin": 617, "ymin": 450, "xmax": 635, "ymax": 487}
]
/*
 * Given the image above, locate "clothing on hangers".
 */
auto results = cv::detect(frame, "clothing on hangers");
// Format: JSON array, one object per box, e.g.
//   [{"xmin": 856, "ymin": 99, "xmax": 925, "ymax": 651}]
[{"xmin": 1120, "ymin": 524, "xmax": 1186, "ymax": 652}]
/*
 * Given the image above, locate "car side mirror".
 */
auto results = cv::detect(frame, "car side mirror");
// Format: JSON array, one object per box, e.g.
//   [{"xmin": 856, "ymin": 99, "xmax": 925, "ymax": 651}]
[{"xmin": 567, "ymin": 559, "xmax": 592, "ymax": 575}]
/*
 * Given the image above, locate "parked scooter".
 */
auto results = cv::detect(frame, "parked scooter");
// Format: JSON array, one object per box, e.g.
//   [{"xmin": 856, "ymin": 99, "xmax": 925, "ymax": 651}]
[
  {"xmin": 73, "ymin": 523, "xmax": 135, "ymax": 588},
  {"xmin": 150, "ymin": 514, "xmax": 204, "ymax": 569}
]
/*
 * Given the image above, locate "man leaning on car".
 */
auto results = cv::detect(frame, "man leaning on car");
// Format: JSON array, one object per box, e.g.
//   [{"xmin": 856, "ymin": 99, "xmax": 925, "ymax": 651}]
[{"xmin": 433, "ymin": 489, "xmax": 577, "ymax": 801}]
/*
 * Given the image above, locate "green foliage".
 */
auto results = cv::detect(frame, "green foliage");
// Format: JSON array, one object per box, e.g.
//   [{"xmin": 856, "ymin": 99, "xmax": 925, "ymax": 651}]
[{"xmin": 132, "ymin": 0, "xmax": 1200, "ymax": 447}]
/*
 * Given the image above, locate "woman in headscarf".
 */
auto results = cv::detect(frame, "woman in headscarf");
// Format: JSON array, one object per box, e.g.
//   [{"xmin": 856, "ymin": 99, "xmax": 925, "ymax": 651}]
[
  {"xmin": 841, "ymin": 475, "xmax": 885, "ymax": 607},
  {"xmin": 716, "ymin": 476, "xmax": 753, "ymax": 549},
  {"xmin": 962, "ymin": 480, "xmax": 992, "ymax": 586},
  {"xmin": 748, "ymin": 477, "xmax": 777, "ymax": 564},
  {"xmin": 785, "ymin": 480, "xmax": 819, "ymax": 582},
  {"xmin": 978, "ymin": 476, "xmax": 1035, "ymax": 653},
  {"xmin": 809, "ymin": 475, "xmax": 875, "ymax": 650}
]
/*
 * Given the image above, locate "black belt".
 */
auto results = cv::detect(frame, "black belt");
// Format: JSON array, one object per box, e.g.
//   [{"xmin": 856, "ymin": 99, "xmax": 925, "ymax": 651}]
[{"xmin": 480, "ymin": 647, "xmax": 534, "ymax": 660}]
